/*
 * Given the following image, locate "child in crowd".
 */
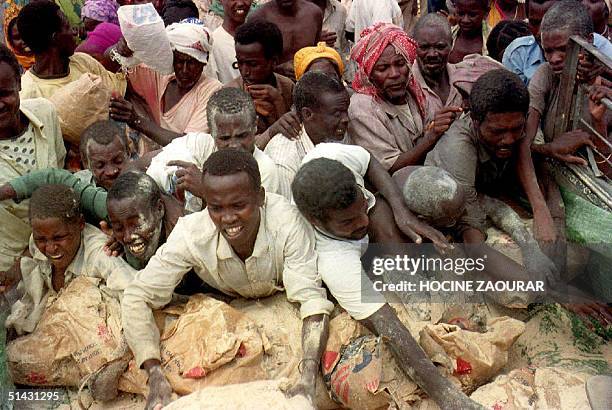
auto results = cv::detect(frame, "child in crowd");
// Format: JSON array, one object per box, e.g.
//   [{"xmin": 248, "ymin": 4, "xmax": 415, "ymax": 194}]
[
  {"xmin": 448, "ymin": 0, "xmax": 490, "ymax": 63},
  {"xmin": 4, "ymin": 184, "xmax": 135, "ymax": 336}
]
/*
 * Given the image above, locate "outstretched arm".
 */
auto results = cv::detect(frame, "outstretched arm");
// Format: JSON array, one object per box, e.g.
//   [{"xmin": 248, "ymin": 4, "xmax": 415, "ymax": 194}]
[{"xmin": 360, "ymin": 305, "xmax": 483, "ymax": 410}]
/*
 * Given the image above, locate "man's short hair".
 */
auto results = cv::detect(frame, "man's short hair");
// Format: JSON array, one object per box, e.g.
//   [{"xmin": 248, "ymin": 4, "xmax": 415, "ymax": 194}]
[
  {"xmin": 486, "ymin": 20, "xmax": 531, "ymax": 62},
  {"xmin": 206, "ymin": 87, "xmax": 257, "ymax": 133},
  {"xmin": 29, "ymin": 184, "xmax": 81, "ymax": 224},
  {"xmin": 403, "ymin": 167, "xmax": 462, "ymax": 219},
  {"xmin": 107, "ymin": 171, "xmax": 162, "ymax": 210},
  {"xmin": 201, "ymin": 149, "xmax": 261, "ymax": 192},
  {"xmin": 17, "ymin": 1, "xmax": 62, "ymax": 54},
  {"xmin": 540, "ymin": 0, "xmax": 594, "ymax": 38},
  {"xmin": 292, "ymin": 158, "xmax": 359, "ymax": 222},
  {"xmin": 413, "ymin": 13, "xmax": 452, "ymax": 43},
  {"xmin": 235, "ymin": 20, "xmax": 284, "ymax": 60},
  {"xmin": 162, "ymin": 0, "xmax": 199, "ymax": 25},
  {"xmin": 80, "ymin": 121, "xmax": 128, "ymax": 167},
  {"xmin": 0, "ymin": 44, "xmax": 22, "ymax": 81},
  {"xmin": 294, "ymin": 72, "xmax": 346, "ymax": 119},
  {"xmin": 470, "ymin": 69, "xmax": 529, "ymax": 122}
]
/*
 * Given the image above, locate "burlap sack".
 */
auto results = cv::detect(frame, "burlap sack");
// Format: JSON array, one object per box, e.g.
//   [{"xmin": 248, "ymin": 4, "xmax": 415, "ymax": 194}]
[
  {"xmin": 470, "ymin": 367, "xmax": 592, "ymax": 409},
  {"xmin": 6, "ymin": 277, "xmax": 124, "ymax": 386},
  {"xmin": 48, "ymin": 73, "xmax": 112, "ymax": 145},
  {"xmin": 419, "ymin": 317, "xmax": 525, "ymax": 393},
  {"xmin": 163, "ymin": 379, "xmax": 314, "ymax": 410},
  {"xmin": 118, "ymin": 294, "xmax": 267, "ymax": 396}
]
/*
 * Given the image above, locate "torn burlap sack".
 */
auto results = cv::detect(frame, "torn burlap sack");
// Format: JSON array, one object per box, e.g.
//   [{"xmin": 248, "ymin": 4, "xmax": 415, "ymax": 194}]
[
  {"xmin": 419, "ymin": 316, "xmax": 525, "ymax": 393},
  {"xmin": 470, "ymin": 366, "xmax": 592, "ymax": 409},
  {"xmin": 6, "ymin": 276, "xmax": 125, "ymax": 386}
]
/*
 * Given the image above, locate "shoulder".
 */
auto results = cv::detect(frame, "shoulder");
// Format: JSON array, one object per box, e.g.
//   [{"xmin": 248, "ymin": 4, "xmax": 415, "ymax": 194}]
[
  {"xmin": 507, "ymin": 35, "xmax": 536, "ymax": 51},
  {"xmin": 70, "ymin": 52, "xmax": 106, "ymax": 71},
  {"xmin": 81, "ymin": 224, "xmax": 112, "ymax": 252},
  {"xmin": 253, "ymin": 147, "xmax": 277, "ymax": 170},
  {"xmin": 172, "ymin": 210, "xmax": 218, "ymax": 242},
  {"xmin": 349, "ymin": 93, "xmax": 381, "ymax": 117},
  {"xmin": 300, "ymin": 0, "xmax": 324, "ymax": 18},
  {"xmin": 593, "ymin": 33, "xmax": 612, "ymax": 54},
  {"xmin": 429, "ymin": 115, "xmax": 476, "ymax": 159},
  {"xmin": 530, "ymin": 62, "xmax": 553, "ymax": 86},
  {"xmin": 303, "ymin": 142, "xmax": 369, "ymax": 166},
  {"xmin": 20, "ymin": 98, "xmax": 60, "ymax": 130},
  {"xmin": 20, "ymin": 98, "xmax": 57, "ymax": 117},
  {"xmin": 275, "ymin": 73, "xmax": 295, "ymax": 89},
  {"xmin": 196, "ymin": 76, "xmax": 223, "ymax": 96},
  {"xmin": 264, "ymin": 193, "xmax": 310, "ymax": 232}
]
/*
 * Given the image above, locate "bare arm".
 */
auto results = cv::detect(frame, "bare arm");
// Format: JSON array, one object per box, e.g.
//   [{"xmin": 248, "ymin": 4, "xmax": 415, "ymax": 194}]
[
  {"xmin": 517, "ymin": 108, "xmax": 557, "ymax": 244},
  {"xmin": 360, "ymin": 305, "xmax": 483, "ymax": 410},
  {"xmin": 292, "ymin": 314, "xmax": 329, "ymax": 402}
]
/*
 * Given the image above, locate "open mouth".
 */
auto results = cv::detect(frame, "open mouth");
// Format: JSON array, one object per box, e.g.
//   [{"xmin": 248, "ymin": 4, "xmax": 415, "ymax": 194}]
[
  {"xmin": 234, "ymin": 7, "xmax": 247, "ymax": 16},
  {"xmin": 127, "ymin": 242, "xmax": 146, "ymax": 255},
  {"xmin": 224, "ymin": 226, "xmax": 244, "ymax": 239},
  {"xmin": 48, "ymin": 254, "xmax": 64, "ymax": 260}
]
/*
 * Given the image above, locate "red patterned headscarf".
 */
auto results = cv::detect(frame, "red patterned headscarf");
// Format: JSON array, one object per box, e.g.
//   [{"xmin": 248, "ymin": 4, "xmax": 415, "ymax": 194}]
[{"xmin": 350, "ymin": 22, "xmax": 426, "ymax": 119}]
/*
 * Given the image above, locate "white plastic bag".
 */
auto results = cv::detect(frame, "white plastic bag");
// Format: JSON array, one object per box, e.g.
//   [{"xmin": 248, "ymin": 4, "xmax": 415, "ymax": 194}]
[{"xmin": 117, "ymin": 4, "xmax": 173, "ymax": 74}]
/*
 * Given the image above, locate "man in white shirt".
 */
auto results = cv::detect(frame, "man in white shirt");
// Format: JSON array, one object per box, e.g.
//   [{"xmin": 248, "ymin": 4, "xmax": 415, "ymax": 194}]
[
  {"xmin": 345, "ymin": 0, "xmax": 403, "ymax": 42},
  {"xmin": 264, "ymin": 72, "xmax": 349, "ymax": 198},
  {"xmin": 146, "ymin": 87, "xmax": 280, "ymax": 209},
  {"xmin": 122, "ymin": 149, "xmax": 333, "ymax": 408},
  {"xmin": 291, "ymin": 151, "xmax": 480, "ymax": 410}
]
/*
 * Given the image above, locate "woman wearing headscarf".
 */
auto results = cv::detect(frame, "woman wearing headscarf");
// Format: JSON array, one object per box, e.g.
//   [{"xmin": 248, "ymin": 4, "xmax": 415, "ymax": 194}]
[
  {"xmin": 3, "ymin": 0, "xmax": 35, "ymax": 71},
  {"xmin": 293, "ymin": 41, "xmax": 345, "ymax": 82},
  {"xmin": 109, "ymin": 21, "xmax": 223, "ymax": 147},
  {"xmin": 76, "ymin": 0, "xmax": 122, "ymax": 64},
  {"xmin": 348, "ymin": 22, "xmax": 443, "ymax": 175}
]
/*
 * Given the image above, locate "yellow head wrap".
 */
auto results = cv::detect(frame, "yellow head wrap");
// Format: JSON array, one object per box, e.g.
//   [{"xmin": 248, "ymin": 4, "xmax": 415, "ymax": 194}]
[{"xmin": 293, "ymin": 42, "xmax": 344, "ymax": 81}]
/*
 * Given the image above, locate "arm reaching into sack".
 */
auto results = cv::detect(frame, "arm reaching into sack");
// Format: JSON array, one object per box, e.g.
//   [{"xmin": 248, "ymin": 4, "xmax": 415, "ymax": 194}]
[
  {"xmin": 289, "ymin": 314, "xmax": 330, "ymax": 403},
  {"xmin": 360, "ymin": 305, "xmax": 484, "ymax": 410}
]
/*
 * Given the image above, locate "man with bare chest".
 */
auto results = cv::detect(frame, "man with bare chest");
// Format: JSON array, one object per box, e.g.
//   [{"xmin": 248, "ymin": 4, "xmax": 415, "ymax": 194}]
[{"xmin": 249, "ymin": 0, "xmax": 323, "ymax": 79}]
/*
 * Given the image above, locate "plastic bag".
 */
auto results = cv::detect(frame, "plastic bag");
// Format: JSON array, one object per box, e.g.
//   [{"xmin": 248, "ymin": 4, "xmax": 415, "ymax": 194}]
[{"xmin": 117, "ymin": 4, "xmax": 173, "ymax": 75}]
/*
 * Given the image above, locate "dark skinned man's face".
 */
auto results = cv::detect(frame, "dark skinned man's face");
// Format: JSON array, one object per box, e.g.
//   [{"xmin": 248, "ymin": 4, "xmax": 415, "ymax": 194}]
[
  {"xmin": 202, "ymin": 172, "xmax": 264, "ymax": 252},
  {"xmin": 473, "ymin": 111, "xmax": 525, "ymax": 159},
  {"xmin": 415, "ymin": 26, "xmax": 452, "ymax": 78},
  {"xmin": 369, "ymin": 44, "xmax": 410, "ymax": 105},
  {"xmin": 316, "ymin": 193, "xmax": 370, "ymax": 240},
  {"xmin": 235, "ymin": 42, "xmax": 276, "ymax": 85}
]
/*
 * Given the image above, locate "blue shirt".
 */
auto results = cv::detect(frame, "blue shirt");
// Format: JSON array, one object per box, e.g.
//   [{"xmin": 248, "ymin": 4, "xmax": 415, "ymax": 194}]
[{"xmin": 502, "ymin": 33, "xmax": 612, "ymax": 85}]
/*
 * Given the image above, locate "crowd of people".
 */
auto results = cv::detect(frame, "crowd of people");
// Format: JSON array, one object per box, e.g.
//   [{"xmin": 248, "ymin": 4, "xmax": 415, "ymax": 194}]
[{"xmin": 0, "ymin": 0, "xmax": 610, "ymax": 409}]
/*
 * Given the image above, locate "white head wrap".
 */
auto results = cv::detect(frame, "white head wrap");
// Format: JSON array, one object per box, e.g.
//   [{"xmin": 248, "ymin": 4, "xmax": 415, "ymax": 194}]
[{"xmin": 165, "ymin": 22, "xmax": 213, "ymax": 63}]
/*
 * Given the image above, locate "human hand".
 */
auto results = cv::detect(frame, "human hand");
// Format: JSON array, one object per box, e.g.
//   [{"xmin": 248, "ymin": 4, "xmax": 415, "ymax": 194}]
[
  {"xmin": 100, "ymin": 221, "xmax": 124, "ymax": 257},
  {"xmin": 115, "ymin": 37, "xmax": 133, "ymax": 58},
  {"xmin": 0, "ymin": 184, "xmax": 17, "ymax": 202},
  {"xmin": 547, "ymin": 129, "xmax": 595, "ymax": 165},
  {"xmin": 320, "ymin": 30, "xmax": 338, "ymax": 47},
  {"xmin": 247, "ymin": 84, "xmax": 284, "ymax": 119},
  {"xmin": 109, "ymin": 94, "xmax": 140, "ymax": 127},
  {"xmin": 588, "ymin": 83, "xmax": 611, "ymax": 124},
  {"xmin": 268, "ymin": 111, "xmax": 302, "ymax": 140},
  {"xmin": 577, "ymin": 53, "xmax": 603, "ymax": 84},
  {"xmin": 523, "ymin": 243, "xmax": 560, "ymax": 286},
  {"xmin": 425, "ymin": 106, "xmax": 463, "ymax": 140},
  {"xmin": 167, "ymin": 160, "xmax": 204, "ymax": 199},
  {"xmin": 145, "ymin": 365, "xmax": 174, "ymax": 410},
  {"xmin": 393, "ymin": 207, "xmax": 452, "ymax": 253}
]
